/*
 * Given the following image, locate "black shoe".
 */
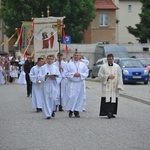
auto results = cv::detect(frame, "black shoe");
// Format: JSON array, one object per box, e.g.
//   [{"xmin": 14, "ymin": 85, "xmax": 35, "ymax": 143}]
[
  {"xmin": 27, "ymin": 94, "xmax": 30, "ymax": 97},
  {"xmin": 107, "ymin": 112, "xmax": 112, "ymax": 119},
  {"xmin": 59, "ymin": 105, "xmax": 64, "ymax": 111},
  {"xmin": 36, "ymin": 108, "xmax": 42, "ymax": 112},
  {"xmin": 69, "ymin": 111, "xmax": 73, "ymax": 118},
  {"xmin": 74, "ymin": 111, "xmax": 80, "ymax": 118},
  {"xmin": 39, "ymin": 108, "xmax": 42, "ymax": 112},
  {"xmin": 75, "ymin": 114, "xmax": 80, "ymax": 118},
  {"xmin": 46, "ymin": 116, "xmax": 51, "ymax": 119},
  {"xmin": 52, "ymin": 111, "xmax": 55, "ymax": 117},
  {"xmin": 112, "ymin": 115, "xmax": 116, "ymax": 118},
  {"xmin": 36, "ymin": 108, "xmax": 40, "ymax": 113}
]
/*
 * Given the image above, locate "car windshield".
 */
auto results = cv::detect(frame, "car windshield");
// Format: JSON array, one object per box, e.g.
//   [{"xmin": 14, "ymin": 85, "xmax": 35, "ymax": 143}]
[
  {"xmin": 139, "ymin": 59, "xmax": 150, "ymax": 65},
  {"xmin": 121, "ymin": 60, "xmax": 144, "ymax": 68},
  {"xmin": 106, "ymin": 51, "xmax": 129, "ymax": 58}
]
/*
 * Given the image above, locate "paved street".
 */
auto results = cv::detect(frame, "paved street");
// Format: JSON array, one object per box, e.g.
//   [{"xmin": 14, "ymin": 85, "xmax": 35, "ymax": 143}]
[{"xmin": 0, "ymin": 81, "xmax": 150, "ymax": 150}]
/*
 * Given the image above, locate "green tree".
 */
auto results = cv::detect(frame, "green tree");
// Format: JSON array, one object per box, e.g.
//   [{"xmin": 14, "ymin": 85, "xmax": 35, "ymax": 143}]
[
  {"xmin": 127, "ymin": 0, "xmax": 150, "ymax": 43},
  {"xmin": 0, "ymin": 0, "xmax": 96, "ymax": 43}
]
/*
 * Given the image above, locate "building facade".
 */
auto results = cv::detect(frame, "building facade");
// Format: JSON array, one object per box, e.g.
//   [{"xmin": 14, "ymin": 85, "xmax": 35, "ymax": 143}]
[
  {"xmin": 84, "ymin": 0, "xmax": 142, "ymax": 44},
  {"xmin": 84, "ymin": 0, "xmax": 118, "ymax": 44},
  {"xmin": 113, "ymin": 0, "xmax": 142, "ymax": 44}
]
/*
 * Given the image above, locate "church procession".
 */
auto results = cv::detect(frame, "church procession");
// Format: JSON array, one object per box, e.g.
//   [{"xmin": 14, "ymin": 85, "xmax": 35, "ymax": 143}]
[
  {"xmin": 0, "ymin": 3, "xmax": 125, "ymax": 120},
  {"xmin": 15, "ymin": 9, "xmax": 124, "ymax": 119},
  {"xmin": 25, "ymin": 51, "xmax": 123, "ymax": 120}
]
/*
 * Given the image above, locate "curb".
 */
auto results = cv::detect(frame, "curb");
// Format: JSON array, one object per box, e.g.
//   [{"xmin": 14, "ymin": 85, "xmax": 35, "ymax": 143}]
[{"xmin": 120, "ymin": 93, "xmax": 150, "ymax": 106}]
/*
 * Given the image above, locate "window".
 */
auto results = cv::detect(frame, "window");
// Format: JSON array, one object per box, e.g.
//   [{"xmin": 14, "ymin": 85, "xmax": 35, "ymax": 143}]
[
  {"xmin": 100, "ymin": 13, "xmax": 109, "ymax": 27},
  {"xmin": 128, "ymin": 5, "xmax": 132, "ymax": 12}
]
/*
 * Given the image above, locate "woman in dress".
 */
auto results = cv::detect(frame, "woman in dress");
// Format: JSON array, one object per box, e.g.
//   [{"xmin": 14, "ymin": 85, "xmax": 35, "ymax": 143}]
[
  {"xmin": 10, "ymin": 63, "xmax": 18, "ymax": 83},
  {"xmin": 18, "ymin": 65, "xmax": 26, "ymax": 84},
  {"xmin": 0, "ymin": 59, "xmax": 4, "ymax": 84}
]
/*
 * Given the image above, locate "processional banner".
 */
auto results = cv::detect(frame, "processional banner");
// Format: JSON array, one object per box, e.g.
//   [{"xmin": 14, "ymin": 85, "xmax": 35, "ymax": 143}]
[
  {"xmin": 33, "ymin": 17, "xmax": 65, "ymax": 60},
  {"xmin": 21, "ymin": 21, "xmax": 34, "ymax": 56}
]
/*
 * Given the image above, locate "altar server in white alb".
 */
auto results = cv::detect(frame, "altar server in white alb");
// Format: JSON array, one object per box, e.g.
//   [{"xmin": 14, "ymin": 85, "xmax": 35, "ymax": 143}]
[
  {"xmin": 30, "ymin": 57, "xmax": 44, "ymax": 112},
  {"xmin": 54, "ymin": 52, "xmax": 68, "ymax": 111},
  {"xmin": 98, "ymin": 53, "xmax": 124, "ymax": 119},
  {"xmin": 66, "ymin": 52, "xmax": 89, "ymax": 118},
  {"xmin": 38, "ymin": 55, "xmax": 61, "ymax": 119},
  {"xmin": 79, "ymin": 54, "xmax": 90, "ymax": 112}
]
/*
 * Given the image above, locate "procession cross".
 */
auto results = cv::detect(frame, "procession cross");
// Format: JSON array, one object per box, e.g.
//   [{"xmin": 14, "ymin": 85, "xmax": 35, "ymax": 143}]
[
  {"xmin": 52, "ymin": 19, "xmax": 65, "ymax": 42},
  {"xmin": 52, "ymin": 18, "xmax": 65, "ymax": 108}
]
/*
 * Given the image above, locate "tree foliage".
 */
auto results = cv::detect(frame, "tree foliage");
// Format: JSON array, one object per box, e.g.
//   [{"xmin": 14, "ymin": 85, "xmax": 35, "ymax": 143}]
[
  {"xmin": 127, "ymin": 0, "xmax": 150, "ymax": 43},
  {"xmin": 0, "ymin": 0, "xmax": 96, "ymax": 43}
]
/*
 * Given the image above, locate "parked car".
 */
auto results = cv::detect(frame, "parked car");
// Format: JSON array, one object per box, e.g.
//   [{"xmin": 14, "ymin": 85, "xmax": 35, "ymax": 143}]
[
  {"xmin": 94, "ymin": 44, "xmax": 129, "ymax": 62},
  {"xmin": 114, "ymin": 58, "xmax": 149, "ymax": 84},
  {"xmin": 90, "ymin": 58, "xmax": 107, "ymax": 78},
  {"xmin": 137, "ymin": 57, "xmax": 150, "ymax": 73}
]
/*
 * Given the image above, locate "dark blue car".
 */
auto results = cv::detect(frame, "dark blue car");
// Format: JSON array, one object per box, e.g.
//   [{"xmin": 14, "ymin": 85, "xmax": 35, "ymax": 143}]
[{"xmin": 114, "ymin": 58, "xmax": 149, "ymax": 84}]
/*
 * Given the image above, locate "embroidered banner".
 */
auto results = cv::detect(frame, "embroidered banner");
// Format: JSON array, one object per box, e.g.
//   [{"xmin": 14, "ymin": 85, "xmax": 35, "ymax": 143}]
[
  {"xmin": 33, "ymin": 17, "xmax": 65, "ymax": 60},
  {"xmin": 20, "ymin": 21, "xmax": 34, "ymax": 56}
]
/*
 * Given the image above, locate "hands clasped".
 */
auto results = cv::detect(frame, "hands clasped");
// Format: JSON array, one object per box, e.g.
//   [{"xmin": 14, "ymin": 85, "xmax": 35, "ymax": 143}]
[
  {"xmin": 108, "ymin": 74, "xmax": 115, "ymax": 79},
  {"xmin": 74, "ymin": 72, "xmax": 80, "ymax": 77}
]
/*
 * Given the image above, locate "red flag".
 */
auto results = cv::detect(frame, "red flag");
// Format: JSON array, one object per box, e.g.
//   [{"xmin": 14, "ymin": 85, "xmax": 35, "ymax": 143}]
[{"xmin": 62, "ymin": 29, "xmax": 69, "ymax": 54}]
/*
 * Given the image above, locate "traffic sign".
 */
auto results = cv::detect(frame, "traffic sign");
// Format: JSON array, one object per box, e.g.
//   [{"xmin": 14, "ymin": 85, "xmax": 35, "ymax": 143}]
[{"xmin": 63, "ymin": 36, "xmax": 71, "ymax": 44}]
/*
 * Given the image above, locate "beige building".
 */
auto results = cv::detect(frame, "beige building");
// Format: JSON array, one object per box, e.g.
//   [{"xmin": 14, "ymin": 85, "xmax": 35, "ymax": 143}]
[{"xmin": 113, "ymin": 0, "xmax": 142, "ymax": 44}]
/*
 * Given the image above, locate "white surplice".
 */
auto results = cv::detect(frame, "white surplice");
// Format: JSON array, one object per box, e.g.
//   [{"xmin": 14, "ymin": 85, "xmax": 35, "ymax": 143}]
[
  {"xmin": 80, "ymin": 58, "xmax": 90, "ymax": 108},
  {"xmin": 30, "ymin": 65, "xmax": 43, "ymax": 109},
  {"xmin": 66, "ymin": 60, "xmax": 89, "ymax": 112},
  {"xmin": 0, "ymin": 66, "xmax": 4, "ymax": 84},
  {"xmin": 38, "ymin": 63, "xmax": 61, "ymax": 117},
  {"xmin": 54, "ymin": 60, "xmax": 68, "ymax": 106},
  {"xmin": 98, "ymin": 63, "xmax": 124, "ymax": 102},
  {"xmin": 18, "ymin": 69, "xmax": 26, "ymax": 84}
]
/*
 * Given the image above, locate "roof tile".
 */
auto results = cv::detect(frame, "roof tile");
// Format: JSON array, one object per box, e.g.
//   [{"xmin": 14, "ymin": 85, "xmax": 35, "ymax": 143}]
[{"xmin": 95, "ymin": 0, "xmax": 118, "ymax": 9}]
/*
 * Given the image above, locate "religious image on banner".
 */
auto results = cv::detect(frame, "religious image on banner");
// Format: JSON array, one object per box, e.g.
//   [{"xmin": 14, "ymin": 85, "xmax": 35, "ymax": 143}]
[
  {"xmin": 42, "ymin": 31, "xmax": 54, "ymax": 49},
  {"xmin": 33, "ymin": 17, "xmax": 65, "ymax": 60},
  {"xmin": 21, "ymin": 21, "xmax": 34, "ymax": 56}
]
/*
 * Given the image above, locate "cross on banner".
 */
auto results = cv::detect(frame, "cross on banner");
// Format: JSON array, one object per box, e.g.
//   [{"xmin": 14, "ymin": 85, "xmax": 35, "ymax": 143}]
[{"xmin": 52, "ymin": 19, "xmax": 65, "ymax": 42}]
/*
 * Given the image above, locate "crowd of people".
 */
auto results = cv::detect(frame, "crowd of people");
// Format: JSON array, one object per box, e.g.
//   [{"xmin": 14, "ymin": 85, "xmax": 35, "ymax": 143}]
[
  {"xmin": 0, "ymin": 55, "xmax": 23, "ymax": 85},
  {"xmin": 0, "ymin": 52, "xmax": 124, "ymax": 119},
  {"xmin": 24, "ymin": 52, "xmax": 89, "ymax": 119}
]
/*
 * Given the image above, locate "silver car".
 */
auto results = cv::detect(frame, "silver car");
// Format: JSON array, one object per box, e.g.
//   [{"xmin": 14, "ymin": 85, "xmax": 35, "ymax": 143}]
[{"xmin": 90, "ymin": 58, "xmax": 107, "ymax": 78}]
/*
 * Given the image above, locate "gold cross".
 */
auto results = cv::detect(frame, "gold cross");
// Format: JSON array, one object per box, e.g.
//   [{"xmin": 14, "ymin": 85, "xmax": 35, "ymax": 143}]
[{"xmin": 52, "ymin": 19, "xmax": 65, "ymax": 42}]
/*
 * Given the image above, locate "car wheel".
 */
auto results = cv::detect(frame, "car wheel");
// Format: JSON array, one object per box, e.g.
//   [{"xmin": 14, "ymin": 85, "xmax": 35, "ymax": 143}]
[{"xmin": 144, "ymin": 81, "xmax": 148, "ymax": 85}]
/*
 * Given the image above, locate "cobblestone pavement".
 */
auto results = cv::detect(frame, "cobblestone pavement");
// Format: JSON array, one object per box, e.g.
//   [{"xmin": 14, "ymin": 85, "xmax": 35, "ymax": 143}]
[{"xmin": 0, "ymin": 81, "xmax": 150, "ymax": 150}]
